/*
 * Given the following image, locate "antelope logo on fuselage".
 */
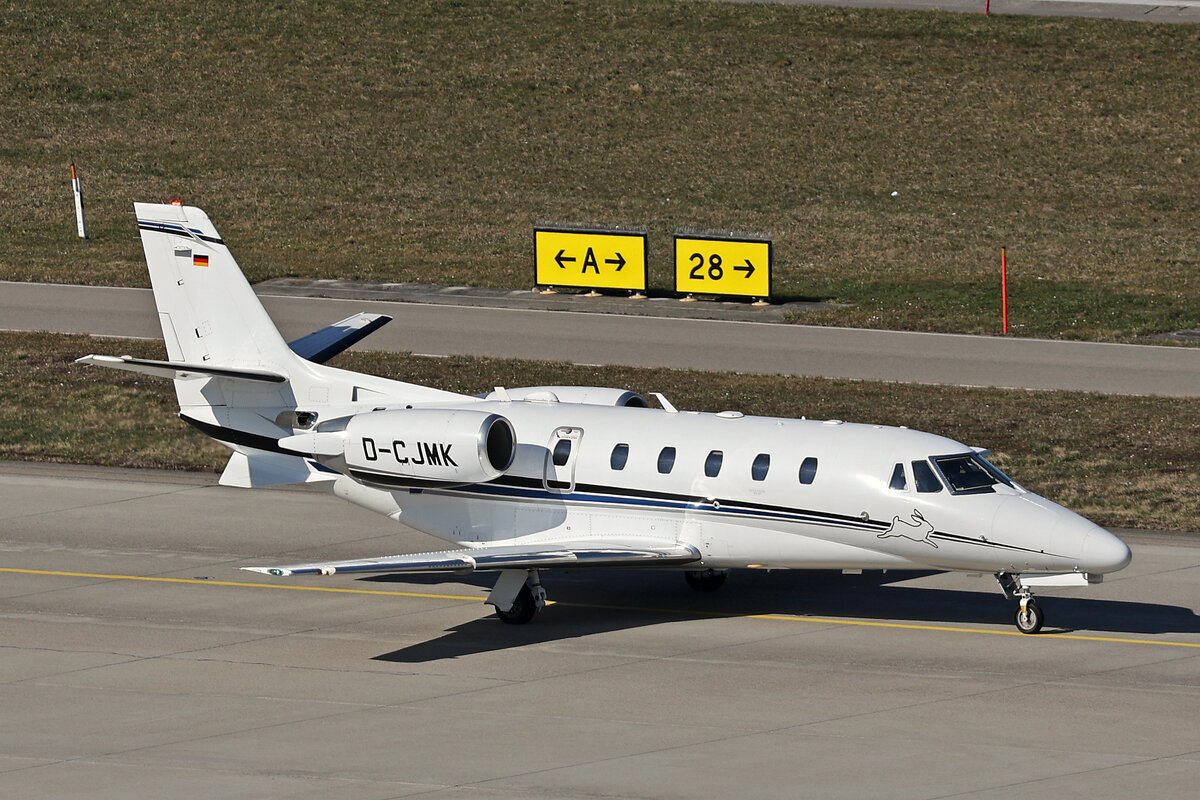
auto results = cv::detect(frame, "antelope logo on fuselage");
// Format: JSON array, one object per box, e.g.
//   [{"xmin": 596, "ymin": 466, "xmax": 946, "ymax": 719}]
[{"xmin": 878, "ymin": 509, "xmax": 938, "ymax": 548}]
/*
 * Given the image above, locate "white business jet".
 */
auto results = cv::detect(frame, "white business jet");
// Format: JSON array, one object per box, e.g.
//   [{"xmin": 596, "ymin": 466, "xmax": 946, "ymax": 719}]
[{"xmin": 78, "ymin": 203, "xmax": 1132, "ymax": 634}]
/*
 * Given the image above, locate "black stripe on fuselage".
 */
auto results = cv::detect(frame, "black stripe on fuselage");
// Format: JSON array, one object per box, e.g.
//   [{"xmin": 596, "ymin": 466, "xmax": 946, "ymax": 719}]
[
  {"xmin": 182, "ymin": 418, "xmax": 1058, "ymax": 555},
  {"xmin": 347, "ymin": 468, "xmax": 476, "ymax": 490},
  {"xmin": 929, "ymin": 530, "xmax": 1061, "ymax": 558},
  {"xmin": 483, "ymin": 474, "xmax": 888, "ymax": 530},
  {"xmin": 179, "ymin": 415, "xmax": 289, "ymax": 454}
]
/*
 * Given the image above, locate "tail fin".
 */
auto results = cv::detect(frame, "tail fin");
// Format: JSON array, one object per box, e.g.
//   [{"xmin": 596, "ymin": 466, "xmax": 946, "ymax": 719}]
[
  {"xmin": 79, "ymin": 202, "xmax": 471, "ymax": 487},
  {"xmin": 136, "ymin": 202, "xmax": 297, "ymax": 370}
]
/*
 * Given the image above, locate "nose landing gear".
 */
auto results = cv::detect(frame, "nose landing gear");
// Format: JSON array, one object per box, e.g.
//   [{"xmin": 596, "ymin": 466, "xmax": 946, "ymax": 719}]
[
  {"xmin": 995, "ymin": 572, "xmax": 1044, "ymax": 634},
  {"xmin": 1014, "ymin": 597, "xmax": 1044, "ymax": 635}
]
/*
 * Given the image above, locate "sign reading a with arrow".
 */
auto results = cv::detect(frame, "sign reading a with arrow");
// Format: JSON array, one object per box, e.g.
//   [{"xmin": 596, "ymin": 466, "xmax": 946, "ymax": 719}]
[
  {"xmin": 534, "ymin": 225, "xmax": 648, "ymax": 293},
  {"xmin": 673, "ymin": 231, "xmax": 772, "ymax": 301}
]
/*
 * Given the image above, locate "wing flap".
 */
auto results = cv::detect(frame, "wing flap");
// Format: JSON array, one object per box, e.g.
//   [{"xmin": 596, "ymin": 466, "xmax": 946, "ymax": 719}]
[{"xmin": 242, "ymin": 541, "xmax": 701, "ymax": 577}]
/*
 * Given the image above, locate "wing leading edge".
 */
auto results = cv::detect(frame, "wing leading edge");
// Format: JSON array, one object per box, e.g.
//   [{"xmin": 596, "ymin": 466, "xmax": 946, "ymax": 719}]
[{"xmin": 242, "ymin": 541, "xmax": 702, "ymax": 577}]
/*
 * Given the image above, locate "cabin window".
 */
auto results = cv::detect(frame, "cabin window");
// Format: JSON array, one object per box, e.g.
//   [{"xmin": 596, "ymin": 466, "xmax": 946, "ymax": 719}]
[
  {"xmin": 912, "ymin": 460, "xmax": 944, "ymax": 493},
  {"xmin": 552, "ymin": 439, "xmax": 572, "ymax": 467},
  {"xmin": 610, "ymin": 443, "xmax": 629, "ymax": 471},
  {"xmin": 705, "ymin": 450, "xmax": 723, "ymax": 478},
  {"xmin": 751, "ymin": 453, "xmax": 771, "ymax": 481},
  {"xmin": 658, "ymin": 446, "xmax": 676, "ymax": 474},
  {"xmin": 888, "ymin": 463, "xmax": 907, "ymax": 490},
  {"xmin": 798, "ymin": 457, "xmax": 818, "ymax": 485}
]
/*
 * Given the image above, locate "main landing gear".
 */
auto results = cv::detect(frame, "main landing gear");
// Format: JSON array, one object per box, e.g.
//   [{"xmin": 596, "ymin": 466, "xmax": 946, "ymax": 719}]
[
  {"xmin": 995, "ymin": 572, "xmax": 1045, "ymax": 634},
  {"xmin": 488, "ymin": 569, "xmax": 547, "ymax": 625},
  {"xmin": 685, "ymin": 568, "xmax": 728, "ymax": 592}
]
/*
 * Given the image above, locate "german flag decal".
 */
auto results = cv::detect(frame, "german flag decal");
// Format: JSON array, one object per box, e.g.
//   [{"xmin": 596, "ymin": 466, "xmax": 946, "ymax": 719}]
[{"xmin": 193, "ymin": 254, "xmax": 210, "ymax": 267}]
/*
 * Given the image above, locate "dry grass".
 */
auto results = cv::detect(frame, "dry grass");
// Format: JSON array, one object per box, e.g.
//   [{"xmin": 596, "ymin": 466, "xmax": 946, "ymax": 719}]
[
  {"xmin": 2, "ymin": 1, "xmax": 1197, "ymax": 339},
  {"xmin": 3, "ymin": 330, "xmax": 1195, "ymax": 532}
]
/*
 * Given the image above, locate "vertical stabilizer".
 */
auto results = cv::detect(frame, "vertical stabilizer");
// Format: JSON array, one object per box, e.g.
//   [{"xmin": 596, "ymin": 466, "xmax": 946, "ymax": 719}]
[
  {"xmin": 78, "ymin": 202, "xmax": 472, "ymax": 487},
  {"xmin": 135, "ymin": 202, "xmax": 296, "ymax": 371}
]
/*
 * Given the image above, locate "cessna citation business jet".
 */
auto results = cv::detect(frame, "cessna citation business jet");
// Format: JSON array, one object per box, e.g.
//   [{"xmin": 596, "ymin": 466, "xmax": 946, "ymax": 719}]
[{"xmin": 78, "ymin": 203, "xmax": 1132, "ymax": 634}]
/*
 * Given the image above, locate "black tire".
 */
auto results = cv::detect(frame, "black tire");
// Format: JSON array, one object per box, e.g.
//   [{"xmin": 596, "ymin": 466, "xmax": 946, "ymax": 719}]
[
  {"xmin": 684, "ymin": 569, "xmax": 727, "ymax": 593},
  {"xmin": 495, "ymin": 584, "xmax": 538, "ymax": 625},
  {"xmin": 1014, "ymin": 599, "xmax": 1044, "ymax": 634}
]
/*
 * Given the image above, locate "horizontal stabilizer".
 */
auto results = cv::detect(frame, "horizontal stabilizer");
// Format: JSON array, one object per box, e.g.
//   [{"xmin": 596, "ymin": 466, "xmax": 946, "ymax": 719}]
[
  {"xmin": 242, "ymin": 541, "xmax": 702, "ymax": 577},
  {"xmin": 76, "ymin": 354, "xmax": 287, "ymax": 383},
  {"xmin": 288, "ymin": 312, "xmax": 392, "ymax": 364}
]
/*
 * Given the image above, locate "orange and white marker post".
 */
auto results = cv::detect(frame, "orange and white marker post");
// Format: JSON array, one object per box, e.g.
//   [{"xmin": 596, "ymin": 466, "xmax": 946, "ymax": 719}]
[
  {"xmin": 71, "ymin": 163, "xmax": 87, "ymax": 239},
  {"xmin": 1001, "ymin": 247, "xmax": 1009, "ymax": 335}
]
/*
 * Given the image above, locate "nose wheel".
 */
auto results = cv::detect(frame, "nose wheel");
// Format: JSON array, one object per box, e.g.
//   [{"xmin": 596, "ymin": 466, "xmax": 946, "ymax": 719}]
[
  {"xmin": 1014, "ymin": 597, "xmax": 1044, "ymax": 634},
  {"xmin": 996, "ymin": 573, "xmax": 1045, "ymax": 634}
]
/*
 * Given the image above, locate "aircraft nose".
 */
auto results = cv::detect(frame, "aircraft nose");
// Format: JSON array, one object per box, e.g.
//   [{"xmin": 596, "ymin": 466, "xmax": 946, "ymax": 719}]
[{"xmin": 1080, "ymin": 527, "xmax": 1132, "ymax": 574}]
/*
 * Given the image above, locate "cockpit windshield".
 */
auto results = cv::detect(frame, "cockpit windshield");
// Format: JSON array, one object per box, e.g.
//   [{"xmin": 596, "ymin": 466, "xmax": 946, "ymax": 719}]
[{"xmin": 931, "ymin": 454, "xmax": 1015, "ymax": 495}]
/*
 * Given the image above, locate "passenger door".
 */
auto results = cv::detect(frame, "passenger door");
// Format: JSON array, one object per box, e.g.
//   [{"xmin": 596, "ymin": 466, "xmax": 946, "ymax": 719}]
[{"xmin": 543, "ymin": 427, "xmax": 583, "ymax": 494}]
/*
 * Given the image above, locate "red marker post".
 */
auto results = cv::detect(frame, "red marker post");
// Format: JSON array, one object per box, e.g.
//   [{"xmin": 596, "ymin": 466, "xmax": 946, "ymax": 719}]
[{"xmin": 1001, "ymin": 247, "xmax": 1009, "ymax": 335}]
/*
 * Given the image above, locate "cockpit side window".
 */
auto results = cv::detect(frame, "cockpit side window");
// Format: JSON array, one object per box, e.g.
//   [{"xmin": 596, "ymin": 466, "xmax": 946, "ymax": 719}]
[
  {"xmin": 888, "ymin": 463, "xmax": 907, "ymax": 490},
  {"xmin": 912, "ymin": 460, "xmax": 943, "ymax": 493}
]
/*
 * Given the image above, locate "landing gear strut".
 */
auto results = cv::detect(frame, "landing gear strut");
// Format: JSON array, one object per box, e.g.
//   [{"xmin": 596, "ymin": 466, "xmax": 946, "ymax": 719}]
[
  {"xmin": 996, "ymin": 572, "xmax": 1045, "ymax": 634},
  {"xmin": 685, "ymin": 568, "xmax": 728, "ymax": 592}
]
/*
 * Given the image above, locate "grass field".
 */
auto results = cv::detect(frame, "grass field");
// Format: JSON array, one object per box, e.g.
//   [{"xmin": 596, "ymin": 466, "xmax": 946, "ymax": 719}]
[
  {"xmin": 3, "ymin": 330, "xmax": 1196, "ymax": 533},
  {"xmin": 2, "ymin": 1, "xmax": 1198, "ymax": 340}
]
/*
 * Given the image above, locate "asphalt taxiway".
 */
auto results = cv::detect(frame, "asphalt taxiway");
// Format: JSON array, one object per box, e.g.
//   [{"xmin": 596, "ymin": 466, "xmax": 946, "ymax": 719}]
[
  {"xmin": 3, "ymin": 281, "xmax": 1198, "ymax": 397},
  {"xmin": 2, "ymin": 461, "xmax": 1197, "ymax": 799}
]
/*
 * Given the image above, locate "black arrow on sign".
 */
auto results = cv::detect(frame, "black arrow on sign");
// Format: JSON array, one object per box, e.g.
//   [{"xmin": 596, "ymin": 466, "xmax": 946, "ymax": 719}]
[
  {"xmin": 605, "ymin": 252, "xmax": 626, "ymax": 271},
  {"xmin": 735, "ymin": 259, "xmax": 755, "ymax": 278},
  {"xmin": 555, "ymin": 249, "xmax": 575, "ymax": 269}
]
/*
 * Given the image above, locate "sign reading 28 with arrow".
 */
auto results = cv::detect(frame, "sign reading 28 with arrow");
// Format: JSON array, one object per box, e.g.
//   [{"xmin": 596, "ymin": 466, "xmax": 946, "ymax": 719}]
[
  {"xmin": 674, "ymin": 231, "xmax": 772, "ymax": 301},
  {"xmin": 534, "ymin": 225, "xmax": 648, "ymax": 293}
]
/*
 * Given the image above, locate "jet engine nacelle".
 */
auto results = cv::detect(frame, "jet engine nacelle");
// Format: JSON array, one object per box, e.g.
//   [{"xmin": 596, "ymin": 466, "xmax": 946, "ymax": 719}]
[
  {"xmin": 484, "ymin": 386, "xmax": 648, "ymax": 407},
  {"xmin": 346, "ymin": 409, "xmax": 516, "ymax": 485},
  {"xmin": 282, "ymin": 409, "xmax": 516, "ymax": 487}
]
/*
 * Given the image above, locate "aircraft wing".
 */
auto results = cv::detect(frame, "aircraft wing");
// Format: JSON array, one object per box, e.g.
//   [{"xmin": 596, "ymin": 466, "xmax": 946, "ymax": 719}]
[
  {"xmin": 287, "ymin": 312, "xmax": 392, "ymax": 364},
  {"xmin": 242, "ymin": 541, "xmax": 702, "ymax": 577}
]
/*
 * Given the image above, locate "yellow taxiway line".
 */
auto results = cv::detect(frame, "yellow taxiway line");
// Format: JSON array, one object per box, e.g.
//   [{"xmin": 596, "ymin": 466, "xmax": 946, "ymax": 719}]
[{"xmin": 5, "ymin": 566, "xmax": 1199, "ymax": 649}]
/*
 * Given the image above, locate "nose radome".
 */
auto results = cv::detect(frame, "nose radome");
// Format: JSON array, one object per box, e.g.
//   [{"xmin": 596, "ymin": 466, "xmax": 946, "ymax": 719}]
[{"xmin": 1081, "ymin": 528, "xmax": 1133, "ymax": 574}]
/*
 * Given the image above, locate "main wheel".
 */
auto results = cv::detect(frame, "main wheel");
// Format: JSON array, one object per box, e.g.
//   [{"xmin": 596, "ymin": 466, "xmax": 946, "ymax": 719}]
[
  {"xmin": 685, "ymin": 569, "xmax": 727, "ymax": 592},
  {"xmin": 495, "ymin": 584, "xmax": 538, "ymax": 625},
  {"xmin": 1014, "ymin": 599, "xmax": 1044, "ymax": 634}
]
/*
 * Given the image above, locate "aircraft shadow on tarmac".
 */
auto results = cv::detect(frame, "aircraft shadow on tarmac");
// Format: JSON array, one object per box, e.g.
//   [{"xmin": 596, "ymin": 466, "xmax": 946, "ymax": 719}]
[{"xmin": 366, "ymin": 570, "xmax": 1200, "ymax": 663}]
